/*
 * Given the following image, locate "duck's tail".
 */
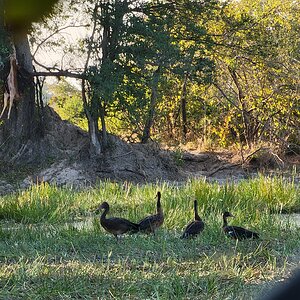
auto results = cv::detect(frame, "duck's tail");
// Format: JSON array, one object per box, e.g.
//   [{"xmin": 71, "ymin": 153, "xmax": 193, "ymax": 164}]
[{"xmin": 129, "ymin": 222, "xmax": 140, "ymax": 234}]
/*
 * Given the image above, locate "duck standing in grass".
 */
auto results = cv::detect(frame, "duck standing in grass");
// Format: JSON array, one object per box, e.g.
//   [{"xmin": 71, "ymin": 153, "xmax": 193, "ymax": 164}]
[
  {"xmin": 222, "ymin": 211, "xmax": 259, "ymax": 240},
  {"xmin": 138, "ymin": 191, "xmax": 164, "ymax": 234},
  {"xmin": 96, "ymin": 201, "xmax": 139, "ymax": 241},
  {"xmin": 181, "ymin": 200, "xmax": 204, "ymax": 239}
]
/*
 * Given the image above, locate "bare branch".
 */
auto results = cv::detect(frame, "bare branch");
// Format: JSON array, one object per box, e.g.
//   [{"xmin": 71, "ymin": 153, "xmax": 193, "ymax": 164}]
[
  {"xmin": 32, "ymin": 24, "xmax": 89, "ymax": 57},
  {"xmin": 213, "ymin": 82, "xmax": 241, "ymax": 111},
  {"xmin": 32, "ymin": 57, "xmax": 85, "ymax": 79},
  {"xmin": 33, "ymin": 70, "xmax": 84, "ymax": 79}
]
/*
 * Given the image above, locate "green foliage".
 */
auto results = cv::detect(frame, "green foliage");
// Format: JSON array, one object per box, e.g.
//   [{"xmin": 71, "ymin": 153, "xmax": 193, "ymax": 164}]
[
  {"xmin": 173, "ymin": 148, "xmax": 184, "ymax": 166},
  {"xmin": 140, "ymin": 0, "xmax": 300, "ymax": 148},
  {"xmin": 200, "ymin": 0, "xmax": 300, "ymax": 148},
  {"xmin": 102, "ymin": 0, "xmax": 218, "ymax": 141},
  {"xmin": 29, "ymin": 0, "xmax": 300, "ymax": 149},
  {"xmin": 48, "ymin": 79, "xmax": 87, "ymax": 130}
]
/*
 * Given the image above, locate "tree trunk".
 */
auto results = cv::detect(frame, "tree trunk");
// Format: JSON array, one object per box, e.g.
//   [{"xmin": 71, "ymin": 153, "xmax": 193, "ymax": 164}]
[
  {"xmin": 141, "ymin": 67, "xmax": 160, "ymax": 144},
  {"xmin": 81, "ymin": 79, "xmax": 101, "ymax": 157},
  {"xmin": 99, "ymin": 100, "xmax": 108, "ymax": 150},
  {"xmin": 14, "ymin": 33, "xmax": 36, "ymax": 138},
  {"xmin": 87, "ymin": 114, "xmax": 101, "ymax": 157},
  {"xmin": 0, "ymin": 1, "xmax": 9, "ymax": 106},
  {"xmin": 228, "ymin": 67, "xmax": 255, "ymax": 148},
  {"xmin": 180, "ymin": 73, "xmax": 188, "ymax": 142},
  {"xmin": 0, "ymin": 31, "xmax": 39, "ymax": 160}
]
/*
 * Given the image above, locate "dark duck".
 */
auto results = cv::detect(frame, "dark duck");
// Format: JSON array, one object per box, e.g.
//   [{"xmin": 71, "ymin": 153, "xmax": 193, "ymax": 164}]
[
  {"xmin": 222, "ymin": 211, "xmax": 259, "ymax": 240},
  {"xmin": 138, "ymin": 191, "xmax": 164, "ymax": 234},
  {"xmin": 96, "ymin": 201, "xmax": 139, "ymax": 240},
  {"xmin": 181, "ymin": 200, "xmax": 205, "ymax": 239}
]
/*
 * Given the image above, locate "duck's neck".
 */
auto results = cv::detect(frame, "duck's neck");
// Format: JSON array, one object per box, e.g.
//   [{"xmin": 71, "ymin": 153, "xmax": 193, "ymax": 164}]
[
  {"xmin": 223, "ymin": 214, "xmax": 228, "ymax": 227},
  {"xmin": 101, "ymin": 207, "xmax": 109, "ymax": 222},
  {"xmin": 157, "ymin": 197, "xmax": 163, "ymax": 215},
  {"xmin": 194, "ymin": 203, "xmax": 201, "ymax": 221}
]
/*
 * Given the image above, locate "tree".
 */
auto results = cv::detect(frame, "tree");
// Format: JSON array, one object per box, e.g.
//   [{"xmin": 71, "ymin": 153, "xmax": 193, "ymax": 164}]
[
  {"xmin": 0, "ymin": 0, "xmax": 59, "ymax": 162},
  {"xmin": 208, "ymin": 0, "xmax": 300, "ymax": 149},
  {"xmin": 114, "ymin": 0, "xmax": 217, "ymax": 144}
]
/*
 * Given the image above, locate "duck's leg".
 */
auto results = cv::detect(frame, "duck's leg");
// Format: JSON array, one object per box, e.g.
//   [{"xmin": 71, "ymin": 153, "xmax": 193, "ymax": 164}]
[{"xmin": 114, "ymin": 234, "xmax": 119, "ymax": 242}]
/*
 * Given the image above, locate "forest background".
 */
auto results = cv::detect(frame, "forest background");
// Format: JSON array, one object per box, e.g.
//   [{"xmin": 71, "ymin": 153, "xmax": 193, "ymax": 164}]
[{"xmin": 1, "ymin": 0, "xmax": 299, "ymax": 165}]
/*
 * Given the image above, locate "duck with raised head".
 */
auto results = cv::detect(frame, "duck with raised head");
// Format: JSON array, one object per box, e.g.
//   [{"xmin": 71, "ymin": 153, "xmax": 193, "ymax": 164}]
[
  {"xmin": 222, "ymin": 211, "xmax": 259, "ymax": 240},
  {"xmin": 96, "ymin": 201, "xmax": 139, "ymax": 241},
  {"xmin": 181, "ymin": 200, "xmax": 204, "ymax": 239},
  {"xmin": 138, "ymin": 191, "xmax": 164, "ymax": 234}
]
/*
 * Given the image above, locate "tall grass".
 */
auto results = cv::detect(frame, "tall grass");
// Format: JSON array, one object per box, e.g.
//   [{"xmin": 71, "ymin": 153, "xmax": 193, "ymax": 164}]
[
  {"xmin": 0, "ymin": 176, "xmax": 300, "ymax": 299},
  {"xmin": 0, "ymin": 175, "xmax": 299, "ymax": 226}
]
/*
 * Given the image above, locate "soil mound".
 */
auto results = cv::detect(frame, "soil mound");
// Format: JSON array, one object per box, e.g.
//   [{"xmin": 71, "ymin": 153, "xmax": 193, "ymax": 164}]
[{"xmin": 3, "ymin": 108, "xmax": 183, "ymax": 188}]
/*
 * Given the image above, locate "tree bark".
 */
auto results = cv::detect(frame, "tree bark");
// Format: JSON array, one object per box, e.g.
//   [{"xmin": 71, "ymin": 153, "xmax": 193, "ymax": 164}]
[
  {"xmin": 141, "ymin": 67, "xmax": 160, "ymax": 144},
  {"xmin": 81, "ymin": 79, "xmax": 101, "ymax": 157},
  {"xmin": 0, "ymin": 32, "xmax": 38, "ymax": 158},
  {"xmin": 99, "ymin": 100, "xmax": 108, "ymax": 150},
  {"xmin": 180, "ymin": 73, "xmax": 188, "ymax": 142},
  {"xmin": 228, "ymin": 66, "xmax": 255, "ymax": 148},
  {"xmin": 0, "ymin": 0, "xmax": 8, "ymax": 98}
]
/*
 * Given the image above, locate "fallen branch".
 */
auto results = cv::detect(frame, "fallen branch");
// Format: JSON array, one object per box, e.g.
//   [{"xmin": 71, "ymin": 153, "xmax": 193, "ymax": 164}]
[
  {"xmin": 122, "ymin": 168, "xmax": 146, "ymax": 179},
  {"xmin": 208, "ymin": 163, "xmax": 242, "ymax": 177},
  {"xmin": 243, "ymin": 147, "xmax": 285, "ymax": 168},
  {"xmin": 243, "ymin": 147, "xmax": 264, "ymax": 163}
]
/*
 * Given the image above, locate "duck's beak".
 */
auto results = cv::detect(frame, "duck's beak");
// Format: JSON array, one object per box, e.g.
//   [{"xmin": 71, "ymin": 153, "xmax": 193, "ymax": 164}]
[
  {"xmin": 95, "ymin": 206, "xmax": 102, "ymax": 213},
  {"xmin": 229, "ymin": 213, "xmax": 235, "ymax": 217}
]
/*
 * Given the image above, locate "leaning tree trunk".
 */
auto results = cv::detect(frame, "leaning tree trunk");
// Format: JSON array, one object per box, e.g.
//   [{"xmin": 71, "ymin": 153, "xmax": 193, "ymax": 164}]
[
  {"xmin": 141, "ymin": 67, "xmax": 160, "ymax": 144},
  {"xmin": 228, "ymin": 67, "xmax": 256, "ymax": 148},
  {"xmin": 0, "ymin": 31, "xmax": 39, "ymax": 160},
  {"xmin": 180, "ymin": 73, "xmax": 188, "ymax": 143}
]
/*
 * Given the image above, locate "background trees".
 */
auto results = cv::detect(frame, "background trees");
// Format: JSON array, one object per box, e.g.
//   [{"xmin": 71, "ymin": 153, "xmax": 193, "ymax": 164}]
[{"xmin": 1, "ymin": 0, "xmax": 299, "ymax": 162}]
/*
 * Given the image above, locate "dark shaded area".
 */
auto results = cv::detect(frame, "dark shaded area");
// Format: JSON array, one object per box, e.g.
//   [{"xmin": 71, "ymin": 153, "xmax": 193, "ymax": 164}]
[
  {"xmin": 4, "ymin": 0, "xmax": 59, "ymax": 33},
  {"xmin": 261, "ymin": 270, "xmax": 300, "ymax": 300}
]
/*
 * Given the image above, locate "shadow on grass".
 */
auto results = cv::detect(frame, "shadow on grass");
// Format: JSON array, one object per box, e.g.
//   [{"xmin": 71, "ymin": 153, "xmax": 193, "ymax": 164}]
[
  {"xmin": 0, "ymin": 257, "xmax": 256, "ymax": 300},
  {"xmin": 0, "ymin": 223, "xmax": 296, "ymax": 299}
]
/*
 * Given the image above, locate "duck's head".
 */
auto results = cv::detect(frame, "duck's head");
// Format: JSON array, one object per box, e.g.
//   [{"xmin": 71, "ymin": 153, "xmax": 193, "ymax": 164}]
[
  {"xmin": 223, "ymin": 211, "xmax": 234, "ymax": 218},
  {"xmin": 156, "ymin": 191, "xmax": 161, "ymax": 199},
  {"xmin": 95, "ymin": 201, "xmax": 109, "ymax": 213}
]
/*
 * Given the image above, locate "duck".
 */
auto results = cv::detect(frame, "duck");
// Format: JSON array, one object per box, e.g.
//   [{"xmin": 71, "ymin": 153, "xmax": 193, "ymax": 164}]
[
  {"xmin": 138, "ymin": 191, "xmax": 164, "ymax": 234},
  {"xmin": 181, "ymin": 199, "xmax": 204, "ymax": 239},
  {"xmin": 222, "ymin": 211, "xmax": 259, "ymax": 240},
  {"xmin": 96, "ymin": 201, "xmax": 139, "ymax": 240}
]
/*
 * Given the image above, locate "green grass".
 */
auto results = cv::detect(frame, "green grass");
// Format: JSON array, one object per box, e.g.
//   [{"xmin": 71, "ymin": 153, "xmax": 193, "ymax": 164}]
[{"xmin": 0, "ymin": 176, "xmax": 300, "ymax": 299}]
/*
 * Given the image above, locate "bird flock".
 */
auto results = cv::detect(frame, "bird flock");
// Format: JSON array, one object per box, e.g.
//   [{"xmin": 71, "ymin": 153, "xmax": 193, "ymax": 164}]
[{"xmin": 96, "ymin": 191, "xmax": 259, "ymax": 241}]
